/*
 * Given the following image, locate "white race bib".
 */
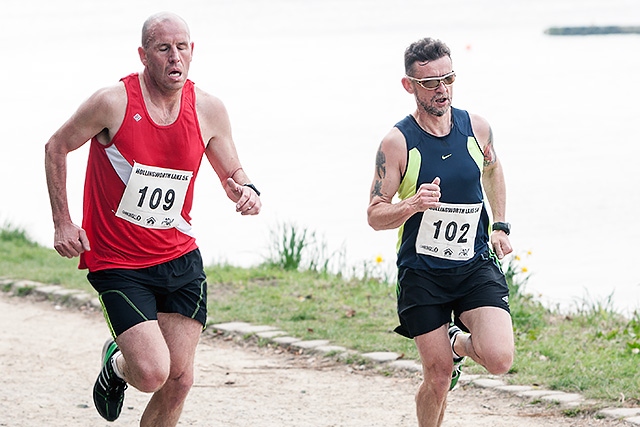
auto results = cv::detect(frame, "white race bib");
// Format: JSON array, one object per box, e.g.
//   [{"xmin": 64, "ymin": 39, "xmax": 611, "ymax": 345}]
[
  {"xmin": 415, "ymin": 202, "xmax": 483, "ymax": 261},
  {"xmin": 115, "ymin": 162, "xmax": 193, "ymax": 229}
]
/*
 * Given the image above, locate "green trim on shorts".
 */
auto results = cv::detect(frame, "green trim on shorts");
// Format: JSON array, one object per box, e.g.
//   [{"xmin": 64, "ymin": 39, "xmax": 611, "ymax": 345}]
[
  {"xmin": 99, "ymin": 290, "xmax": 150, "ymax": 338},
  {"xmin": 190, "ymin": 279, "xmax": 206, "ymax": 320},
  {"xmin": 488, "ymin": 250, "xmax": 504, "ymax": 274}
]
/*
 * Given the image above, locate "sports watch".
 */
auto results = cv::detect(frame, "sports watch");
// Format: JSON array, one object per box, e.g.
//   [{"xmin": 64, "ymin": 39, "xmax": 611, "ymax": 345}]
[
  {"xmin": 243, "ymin": 183, "xmax": 261, "ymax": 196},
  {"xmin": 491, "ymin": 222, "xmax": 511, "ymax": 235}
]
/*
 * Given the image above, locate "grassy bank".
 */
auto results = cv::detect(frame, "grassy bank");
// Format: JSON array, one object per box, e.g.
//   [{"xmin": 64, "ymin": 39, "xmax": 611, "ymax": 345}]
[{"xmin": 1, "ymin": 224, "xmax": 639, "ymax": 408}]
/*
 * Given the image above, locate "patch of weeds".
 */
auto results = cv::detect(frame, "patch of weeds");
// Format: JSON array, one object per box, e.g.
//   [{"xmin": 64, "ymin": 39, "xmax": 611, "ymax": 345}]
[
  {"xmin": 254, "ymin": 336, "xmax": 272, "ymax": 348},
  {"xmin": 562, "ymin": 408, "xmax": 583, "ymax": 418},
  {"xmin": 290, "ymin": 312, "xmax": 316, "ymax": 322},
  {"xmin": 16, "ymin": 286, "xmax": 34, "ymax": 296}
]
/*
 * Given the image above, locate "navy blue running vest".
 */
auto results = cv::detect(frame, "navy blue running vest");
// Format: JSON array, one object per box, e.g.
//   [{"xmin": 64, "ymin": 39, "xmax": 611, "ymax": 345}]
[{"xmin": 395, "ymin": 107, "xmax": 490, "ymax": 271}]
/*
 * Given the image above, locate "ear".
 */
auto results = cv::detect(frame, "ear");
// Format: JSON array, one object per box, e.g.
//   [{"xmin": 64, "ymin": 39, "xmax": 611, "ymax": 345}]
[
  {"xmin": 138, "ymin": 46, "xmax": 147, "ymax": 66},
  {"xmin": 401, "ymin": 76, "xmax": 415, "ymax": 94}
]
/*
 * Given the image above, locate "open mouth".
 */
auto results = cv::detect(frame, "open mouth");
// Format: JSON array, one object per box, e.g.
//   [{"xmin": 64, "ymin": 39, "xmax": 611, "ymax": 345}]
[{"xmin": 168, "ymin": 69, "xmax": 182, "ymax": 78}]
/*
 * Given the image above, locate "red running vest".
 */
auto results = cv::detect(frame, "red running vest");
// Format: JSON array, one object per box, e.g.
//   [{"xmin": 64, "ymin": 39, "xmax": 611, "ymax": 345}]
[{"xmin": 79, "ymin": 73, "xmax": 204, "ymax": 271}]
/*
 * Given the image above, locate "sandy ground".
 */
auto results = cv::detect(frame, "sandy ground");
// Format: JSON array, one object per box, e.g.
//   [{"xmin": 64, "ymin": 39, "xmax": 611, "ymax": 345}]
[{"xmin": 0, "ymin": 292, "xmax": 630, "ymax": 427}]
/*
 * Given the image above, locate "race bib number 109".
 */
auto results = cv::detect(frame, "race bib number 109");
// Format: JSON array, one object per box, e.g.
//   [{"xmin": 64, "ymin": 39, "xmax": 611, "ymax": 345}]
[
  {"xmin": 415, "ymin": 202, "xmax": 482, "ymax": 261},
  {"xmin": 115, "ymin": 162, "xmax": 192, "ymax": 229}
]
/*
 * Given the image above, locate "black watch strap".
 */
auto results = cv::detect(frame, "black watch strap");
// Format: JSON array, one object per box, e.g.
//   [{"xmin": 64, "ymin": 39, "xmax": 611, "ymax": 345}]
[
  {"xmin": 243, "ymin": 183, "xmax": 261, "ymax": 196},
  {"xmin": 491, "ymin": 221, "xmax": 511, "ymax": 235}
]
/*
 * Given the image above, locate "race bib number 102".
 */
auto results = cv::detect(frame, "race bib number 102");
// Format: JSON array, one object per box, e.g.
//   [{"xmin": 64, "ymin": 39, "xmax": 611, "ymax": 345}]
[
  {"xmin": 415, "ymin": 202, "xmax": 482, "ymax": 261},
  {"xmin": 115, "ymin": 162, "xmax": 192, "ymax": 229}
]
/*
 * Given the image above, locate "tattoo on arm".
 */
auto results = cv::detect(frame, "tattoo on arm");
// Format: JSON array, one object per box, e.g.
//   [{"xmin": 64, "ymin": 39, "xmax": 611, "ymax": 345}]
[
  {"xmin": 483, "ymin": 127, "xmax": 497, "ymax": 167},
  {"xmin": 375, "ymin": 147, "xmax": 386, "ymax": 179},
  {"xmin": 372, "ymin": 145, "xmax": 386, "ymax": 198},
  {"xmin": 372, "ymin": 180, "xmax": 383, "ymax": 197}
]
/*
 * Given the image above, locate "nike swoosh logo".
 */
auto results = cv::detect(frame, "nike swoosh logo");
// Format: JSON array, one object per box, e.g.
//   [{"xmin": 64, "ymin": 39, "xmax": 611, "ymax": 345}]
[{"xmin": 442, "ymin": 153, "xmax": 452, "ymax": 160}]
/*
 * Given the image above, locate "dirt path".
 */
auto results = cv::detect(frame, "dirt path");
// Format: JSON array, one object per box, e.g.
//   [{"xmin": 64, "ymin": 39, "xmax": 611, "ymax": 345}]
[{"xmin": 0, "ymin": 292, "xmax": 629, "ymax": 427}]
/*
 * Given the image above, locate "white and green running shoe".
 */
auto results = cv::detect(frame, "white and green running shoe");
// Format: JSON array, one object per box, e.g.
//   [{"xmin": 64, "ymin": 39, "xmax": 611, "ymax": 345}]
[
  {"xmin": 93, "ymin": 339, "xmax": 127, "ymax": 421},
  {"xmin": 448, "ymin": 324, "xmax": 466, "ymax": 390}
]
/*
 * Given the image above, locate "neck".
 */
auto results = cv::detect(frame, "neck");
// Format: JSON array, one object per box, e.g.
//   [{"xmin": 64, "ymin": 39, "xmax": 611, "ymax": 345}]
[
  {"xmin": 413, "ymin": 110, "xmax": 452, "ymax": 137},
  {"xmin": 139, "ymin": 72, "xmax": 182, "ymax": 125}
]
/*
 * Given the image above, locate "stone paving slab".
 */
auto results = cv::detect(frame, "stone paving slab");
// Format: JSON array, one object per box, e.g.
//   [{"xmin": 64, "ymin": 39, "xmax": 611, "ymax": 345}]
[
  {"xmin": 256, "ymin": 330, "xmax": 287, "ymax": 338},
  {"xmin": 291, "ymin": 339, "xmax": 331, "ymax": 349},
  {"xmin": 472, "ymin": 378, "xmax": 506, "ymax": 388},
  {"xmin": 210, "ymin": 321, "xmax": 252, "ymax": 332},
  {"xmin": 516, "ymin": 389, "xmax": 564, "ymax": 399},
  {"xmin": 599, "ymin": 408, "xmax": 640, "ymax": 419},
  {"xmin": 540, "ymin": 392, "xmax": 584, "ymax": 404},
  {"xmin": 315, "ymin": 345, "xmax": 348, "ymax": 354},
  {"xmin": 389, "ymin": 360, "xmax": 422, "ymax": 372},
  {"xmin": 626, "ymin": 416, "xmax": 640, "ymax": 425},
  {"xmin": 271, "ymin": 336, "xmax": 301, "ymax": 345},
  {"xmin": 361, "ymin": 351, "xmax": 402, "ymax": 363},
  {"xmin": 495, "ymin": 385, "xmax": 533, "ymax": 393}
]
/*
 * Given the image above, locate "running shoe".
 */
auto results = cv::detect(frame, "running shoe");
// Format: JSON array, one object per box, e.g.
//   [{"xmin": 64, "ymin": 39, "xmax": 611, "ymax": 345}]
[
  {"xmin": 93, "ymin": 339, "xmax": 127, "ymax": 421},
  {"xmin": 448, "ymin": 324, "xmax": 466, "ymax": 390}
]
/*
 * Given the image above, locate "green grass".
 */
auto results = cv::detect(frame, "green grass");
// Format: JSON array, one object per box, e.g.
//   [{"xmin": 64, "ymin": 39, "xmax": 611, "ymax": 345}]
[
  {"xmin": 205, "ymin": 264, "xmax": 416, "ymax": 357},
  {"xmin": 0, "ymin": 225, "xmax": 90, "ymax": 291},
  {"xmin": 2, "ymin": 224, "xmax": 639, "ymax": 406}
]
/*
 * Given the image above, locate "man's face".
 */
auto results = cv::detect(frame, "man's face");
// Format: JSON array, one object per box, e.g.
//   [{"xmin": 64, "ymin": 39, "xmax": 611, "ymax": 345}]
[
  {"xmin": 139, "ymin": 19, "xmax": 193, "ymax": 92},
  {"xmin": 405, "ymin": 56, "xmax": 454, "ymax": 117}
]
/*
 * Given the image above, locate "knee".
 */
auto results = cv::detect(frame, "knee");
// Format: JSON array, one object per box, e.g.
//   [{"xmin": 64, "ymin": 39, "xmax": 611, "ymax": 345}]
[
  {"xmin": 417, "ymin": 365, "xmax": 451, "ymax": 401},
  {"xmin": 135, "ymin": 363, "xmax": 170, "ymax": 393},
  {"xmin": 158, "ymin": 369, "xmax": 195, "ymax": 410},
  {"xmin": 168, "ymin": 370, "xmax": 194, "ymax": 398},
  {"xmin": 484, "ymin": 349, "xmax": 514, "ymax": 375}
]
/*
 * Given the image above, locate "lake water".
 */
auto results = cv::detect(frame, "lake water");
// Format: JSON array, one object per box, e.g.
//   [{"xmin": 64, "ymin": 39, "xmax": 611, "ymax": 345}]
[{"xmin": 1, "ymin": 0, "xmax": 640, "ymax": 313}]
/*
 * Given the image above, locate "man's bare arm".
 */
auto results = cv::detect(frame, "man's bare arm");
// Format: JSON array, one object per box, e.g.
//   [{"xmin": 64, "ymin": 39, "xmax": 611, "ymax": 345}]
[
  {"xmin": 197, "ymin": 89, "xmax": 261, "ymax": 215},
  {"xmin": 44, "ymin": 85, "xmax": 125, "ymax": 257},
  {"xmin": 367, "ymin": 128, "xmax": 441, "ymax": 230}
]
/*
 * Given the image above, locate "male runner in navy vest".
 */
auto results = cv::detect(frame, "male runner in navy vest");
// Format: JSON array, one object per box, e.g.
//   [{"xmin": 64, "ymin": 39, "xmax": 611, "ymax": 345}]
[{"xmin": 367, "ymin": 37, "xmax": 514, "ymax": 427}]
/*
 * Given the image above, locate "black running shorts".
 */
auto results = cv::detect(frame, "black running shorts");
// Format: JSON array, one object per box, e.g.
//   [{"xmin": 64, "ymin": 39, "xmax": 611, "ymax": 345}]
[
  {"xmin": 87, "ymin": 249, "xmax": 208, "ymax": 338},
  {"xmin": 395, "ymin": 251, "xmax": 510, "ymax": 339}
]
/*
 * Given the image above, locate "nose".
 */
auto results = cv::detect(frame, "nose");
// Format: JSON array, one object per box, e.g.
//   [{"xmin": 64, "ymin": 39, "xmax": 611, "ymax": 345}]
[
  {"xmin": 168, "ymin": 47, "xmax": 181, "ymax": 63},
  {"xmin": 435, "ymin": 80, "xmax": 448, "ymax": 92}
]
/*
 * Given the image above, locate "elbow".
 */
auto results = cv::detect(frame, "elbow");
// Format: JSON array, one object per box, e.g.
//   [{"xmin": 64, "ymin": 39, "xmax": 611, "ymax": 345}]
[
  {"xmin": 366, "ymin": 207, "xmax": 378, "ymax": 230},
  {"xmin": 366, "ymin": 209, "xmax": 385, "ymax": 231},
  {"xmin": 44, "ymin": 140, "xmax": 57, "ymax": 167},
  {"xmin": 44, "ymin": 137, "xmax": 62, "ymax": 161},
  {"xmin": 368, "ymin": 218, "xmax": 384, "ymax": 231},
  {"xmin": 44, "ymin": 139, "xmax": 53, "ymax": 157}
]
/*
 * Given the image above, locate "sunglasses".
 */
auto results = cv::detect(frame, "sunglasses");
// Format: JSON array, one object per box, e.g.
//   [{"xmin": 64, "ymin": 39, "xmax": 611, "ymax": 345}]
[{"xmin": 406, "ymin": 71, "xmax": 456, "ymax": 90}]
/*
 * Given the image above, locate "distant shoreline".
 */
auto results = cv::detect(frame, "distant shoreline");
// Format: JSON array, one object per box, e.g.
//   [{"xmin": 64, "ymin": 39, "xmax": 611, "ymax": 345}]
[{"xmin": 545, "ymin": 25, "xmax": 640, "ymax": 35}]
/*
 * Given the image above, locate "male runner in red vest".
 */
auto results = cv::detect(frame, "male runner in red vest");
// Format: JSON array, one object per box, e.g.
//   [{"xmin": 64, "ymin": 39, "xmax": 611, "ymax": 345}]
[{"xmin": 45, "ymin": 12, "xmax": 261, "ymax": 426}]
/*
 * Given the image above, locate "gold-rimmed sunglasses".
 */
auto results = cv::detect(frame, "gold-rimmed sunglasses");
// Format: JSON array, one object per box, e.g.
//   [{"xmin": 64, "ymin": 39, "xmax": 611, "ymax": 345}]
[{"xmin": 406, "ymin": 71, "xmax": 456, "ymax": 90}]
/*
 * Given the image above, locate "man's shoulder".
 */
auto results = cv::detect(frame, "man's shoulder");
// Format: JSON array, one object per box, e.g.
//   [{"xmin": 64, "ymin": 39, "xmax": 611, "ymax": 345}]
[
  {"xmin": 467, "ymin": 112, "xmax": 490, "ymax": 134},
  {"xmin": 89, "ymin": 81, "xmax": 127, "ymax": 109},
  {"xmin": 194, "ymin": 86, "xmax": 229, "ymax": 125},
  {"xmin": 194, "ymin": 86, "xmax": 224, "ymax": 109},
  {"xmin": 381, "ymin": 124, "xmax": 408, "ymax": 154}
]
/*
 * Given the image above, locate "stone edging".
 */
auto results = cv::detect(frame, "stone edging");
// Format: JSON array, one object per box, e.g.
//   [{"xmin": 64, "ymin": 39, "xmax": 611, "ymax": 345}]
[{"xmin": 2, "ymin": 278, "xmax": 639, "ymax": 425}]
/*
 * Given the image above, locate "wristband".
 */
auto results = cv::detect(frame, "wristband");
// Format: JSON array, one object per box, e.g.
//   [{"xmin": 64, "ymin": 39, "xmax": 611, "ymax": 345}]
[
  {"xmin": 243, "ymin": 183, "xmax": 261, "ymax": 196},
  {"xmin": 491, "ymin": 222, "xmax": 511, "ymax": 235}
]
